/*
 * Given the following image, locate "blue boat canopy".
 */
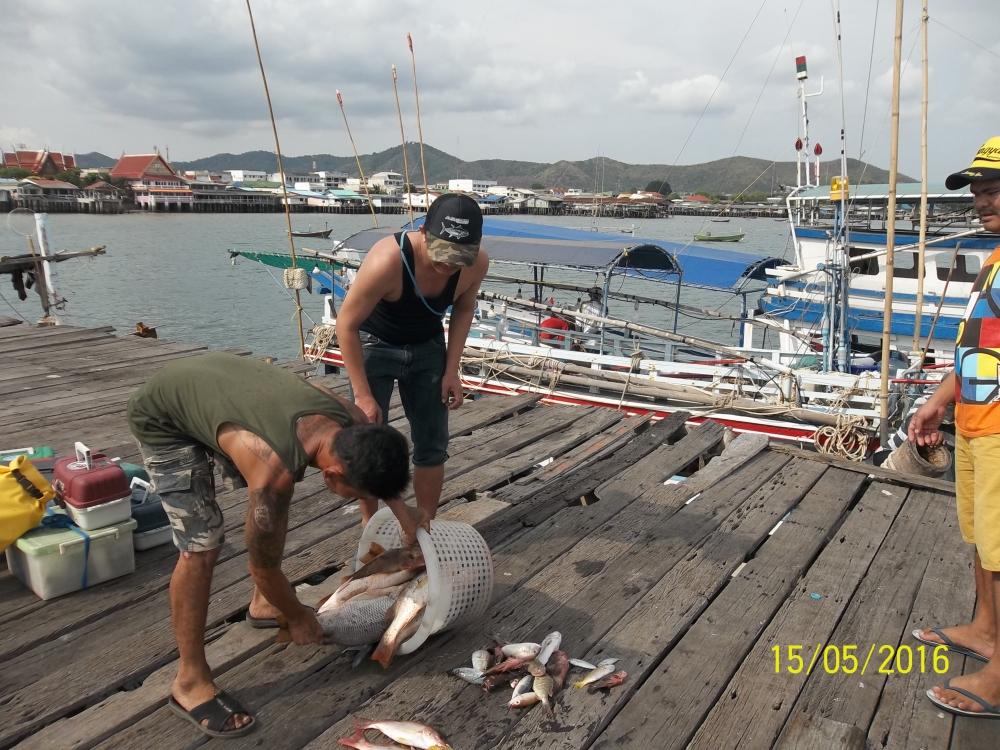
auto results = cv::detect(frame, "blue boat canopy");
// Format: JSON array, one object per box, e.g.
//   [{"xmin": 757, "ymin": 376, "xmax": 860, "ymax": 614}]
[{"xmin": 339, "ymin": 218, "xmax": 782, "ymax": 292}]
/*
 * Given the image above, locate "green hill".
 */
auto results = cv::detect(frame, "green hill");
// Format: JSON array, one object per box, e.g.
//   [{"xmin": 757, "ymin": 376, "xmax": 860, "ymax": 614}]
[{"xmin": 75, "ymin": 145, "xmax": 911, "ymax": 194}]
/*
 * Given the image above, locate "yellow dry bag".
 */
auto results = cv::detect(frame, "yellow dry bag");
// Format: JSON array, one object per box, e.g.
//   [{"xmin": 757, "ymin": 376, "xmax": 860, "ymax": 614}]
[{"xmin": 0, "ymin": 455, "xmax": 55, "ymax": 551}]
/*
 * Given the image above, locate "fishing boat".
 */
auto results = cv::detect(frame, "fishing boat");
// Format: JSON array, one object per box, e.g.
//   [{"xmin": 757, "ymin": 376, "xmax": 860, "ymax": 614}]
[
  {"xmin": 693, "ymin": 230, "xmax": 744, "ymax": 242},
  {"xmin": 291, "ymin": 227, "xmax": 333, "ymax": 239}
]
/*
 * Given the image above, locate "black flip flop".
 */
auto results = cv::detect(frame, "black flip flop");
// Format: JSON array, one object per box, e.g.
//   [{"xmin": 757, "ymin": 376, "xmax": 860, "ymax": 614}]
[
  {"xmin": 245, "ymin": 613, "xmax": 279, "ymax": 629},
  {"xmin": 167, "ymin": 690, "xmax": 257, "ymax": 737},
  {"xmin": 912, "ymin": 627, "xmax": 989, "ymax": 663}
]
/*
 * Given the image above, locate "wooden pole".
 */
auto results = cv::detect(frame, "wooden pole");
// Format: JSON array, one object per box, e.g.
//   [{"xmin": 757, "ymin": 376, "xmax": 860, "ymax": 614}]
[
  {"xmin": 912, "ymin": 0, "xmax": 930, "ymax": 355},
  {"xmin": 245, "ymin": 0, "xmax": 306, "ymax": 357},
  {"xmin": 391, "ymin": 65, "xmax": 415, "ymax": 225},
  {"xmin": 879, "ymin": 0, "xmax": 905, "ymax": 444},
  {"xmin": 407, "ymin": 33, "xmax": 430, "ymax": 206},
  {"xmin": 336, "ymin": 90, "xmax": 379, "ymax": 228}
]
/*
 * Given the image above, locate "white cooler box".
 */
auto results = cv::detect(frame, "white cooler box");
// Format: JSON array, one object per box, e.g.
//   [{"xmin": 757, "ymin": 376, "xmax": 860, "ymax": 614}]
[{"xmin": 6, "ymin": 514, "xmax": 137, "ymax": 600}]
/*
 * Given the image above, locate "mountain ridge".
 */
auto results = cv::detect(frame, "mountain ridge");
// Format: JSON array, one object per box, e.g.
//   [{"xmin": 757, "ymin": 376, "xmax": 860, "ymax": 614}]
[{"xmin": 74, "ymin": 144, "xmax": 913, "ymax": 195}]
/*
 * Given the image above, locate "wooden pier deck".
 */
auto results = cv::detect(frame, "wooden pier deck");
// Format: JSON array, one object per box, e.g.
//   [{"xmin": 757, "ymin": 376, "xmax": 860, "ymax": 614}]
[{"xmin": 0, "ymin": 324, "xmax": 996, "ymax": 750}]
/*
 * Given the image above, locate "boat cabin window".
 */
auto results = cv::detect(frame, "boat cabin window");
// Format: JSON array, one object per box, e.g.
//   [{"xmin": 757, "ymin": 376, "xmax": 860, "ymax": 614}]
[
  {"xmin": 936, "ymin": 253, "xmax": 981, "ymax": 283},
  {"xmin": 892, "ymin": 252, "xmax": 921, "ymax": 279},
  {"xmin": 848, "ymin": 246, "xmax": 879, "ymax": 275}
]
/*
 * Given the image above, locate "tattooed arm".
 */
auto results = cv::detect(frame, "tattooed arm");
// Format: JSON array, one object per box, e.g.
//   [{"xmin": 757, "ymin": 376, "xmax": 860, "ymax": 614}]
[
  {"xmin": 246, "ymin": 482, "xmax": 324, "ymax": 644},
  {"xmin": 217, "ymin": 424, "xmax": 324, "ymax": 643}
]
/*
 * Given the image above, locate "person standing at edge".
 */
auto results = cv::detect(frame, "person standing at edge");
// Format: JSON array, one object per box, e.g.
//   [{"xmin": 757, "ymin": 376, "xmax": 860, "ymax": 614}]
[
  {"xmin": 909, "ymin": 137, "xmax": 1000, "ymax": 718},
  {"xmin": 128, "ymin": 352, "xmax": 411, "ymax": 738},
  {"xmin": 337, "ymin": 193, "xmax": 490, "ymax": 535}
]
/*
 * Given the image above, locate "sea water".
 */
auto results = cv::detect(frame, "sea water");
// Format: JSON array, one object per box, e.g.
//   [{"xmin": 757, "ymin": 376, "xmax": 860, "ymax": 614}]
[{"xmin": 0, "ymin": 212, "xmax": 794, "ymax": 361}]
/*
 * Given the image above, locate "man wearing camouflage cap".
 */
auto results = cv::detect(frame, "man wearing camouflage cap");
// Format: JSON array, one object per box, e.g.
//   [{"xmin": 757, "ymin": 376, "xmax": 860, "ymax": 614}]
[{"xmin": 338, "ymin": 193, "xmax": 489, "ymax": 538}]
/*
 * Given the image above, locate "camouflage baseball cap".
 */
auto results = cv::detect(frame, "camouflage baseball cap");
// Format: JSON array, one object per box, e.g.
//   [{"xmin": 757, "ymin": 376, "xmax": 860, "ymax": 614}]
[{"xmin": 424, "ymin": 193, "xmax": 483, "ymax": 266}]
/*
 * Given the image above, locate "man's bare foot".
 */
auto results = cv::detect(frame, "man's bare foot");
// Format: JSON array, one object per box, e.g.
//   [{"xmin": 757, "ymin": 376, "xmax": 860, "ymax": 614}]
[
  {"xmin": 171, "ymin": 678, "xmax": 253, "ymax": 733},
  {"xmin": 929, "ymin": 670, "xmax": 1000, "ymax": 715},
  {"xmin": 915, "ymin": 624, "xmax": 994, "ymax": 661},
  {"xmin": 247, "ymin": 600, "xmax": 281, "ymax": 621}
]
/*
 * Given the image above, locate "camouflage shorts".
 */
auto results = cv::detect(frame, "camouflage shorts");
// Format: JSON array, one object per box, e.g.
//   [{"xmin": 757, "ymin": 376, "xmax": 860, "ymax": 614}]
[{"xmin": 137, "ymin": 441, "xmax": 246, "ymax": 552}]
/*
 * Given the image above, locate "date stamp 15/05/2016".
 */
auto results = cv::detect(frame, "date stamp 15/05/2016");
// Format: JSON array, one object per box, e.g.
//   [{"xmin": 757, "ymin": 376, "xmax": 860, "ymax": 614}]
[{"xmin": 773, "ymin": 644, "xmax": 950, "ymax": 676}]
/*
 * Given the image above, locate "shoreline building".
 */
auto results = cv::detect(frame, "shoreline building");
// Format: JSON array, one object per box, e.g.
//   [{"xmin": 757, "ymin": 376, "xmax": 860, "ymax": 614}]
[
  {"xmin": 2, "ymin": 149, "xmax": 77, "ymax": 177},
  {"xmin": 110, "ymin": 153, "xmax": 193, "ymax": 211},
  {"xmin": 448, "ymin": 178, "xmax": 497, "ymax": 193}
]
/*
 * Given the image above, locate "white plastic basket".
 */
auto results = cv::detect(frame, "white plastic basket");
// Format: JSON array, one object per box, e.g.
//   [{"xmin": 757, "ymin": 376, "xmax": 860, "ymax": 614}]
[{"xmin": 355, "ymin": 507, "xmax": 494, "ymax": 654}]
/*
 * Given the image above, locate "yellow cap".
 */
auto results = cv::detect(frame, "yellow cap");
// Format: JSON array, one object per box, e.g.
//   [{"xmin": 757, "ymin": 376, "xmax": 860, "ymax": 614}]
[{"xmin": 946, "ymin": 136, "xmax": 1000, "ymax": 189}]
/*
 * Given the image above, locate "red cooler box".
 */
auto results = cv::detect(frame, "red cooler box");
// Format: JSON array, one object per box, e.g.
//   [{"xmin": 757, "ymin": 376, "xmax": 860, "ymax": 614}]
[{"xmin": 53, "ymin": 443, "xmax": 131, "ymax": 530}]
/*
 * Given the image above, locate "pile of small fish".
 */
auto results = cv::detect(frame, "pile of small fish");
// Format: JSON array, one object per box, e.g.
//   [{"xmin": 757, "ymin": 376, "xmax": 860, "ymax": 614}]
[
  {"xmin": 338, "ymin": 718, "xmax": 451, "ymax": 750},
  {"xmin": 449, "ymin": 631, "xmax": 627, "ymax": 714},
  {"xmin": 313, "ymin": 542, "xmax": 429, "ymax": 669}
]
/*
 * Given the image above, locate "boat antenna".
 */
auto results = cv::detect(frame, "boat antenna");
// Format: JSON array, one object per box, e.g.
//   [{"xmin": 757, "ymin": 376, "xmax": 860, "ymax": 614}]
[
  {"xmin": 911, "ymin": 0, "xmax": 929, "ymax": 356},
  {"xmin": 336, "ymin": 90, "xmax": 379, "ymax": 228},
  {"xmin": 407, "ymin": 33, "xmax": 431, "ymax": 207},
  {"xmin": 391, "ymin": 64, "xmax": 415, "ymax": 225},
  {"xmin": 878, "ymin": 0, "xmax": 905, "ymax": 445},
  {"xmin": 244, "ymin": 0, "xmax": 305, "ymax": 357}
]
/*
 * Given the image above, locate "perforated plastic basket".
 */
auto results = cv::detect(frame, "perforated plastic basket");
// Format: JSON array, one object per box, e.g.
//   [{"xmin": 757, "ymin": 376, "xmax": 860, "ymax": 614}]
[{"xmin": 355, "ymin": 508, "xmax": 494, "ymax": 654}]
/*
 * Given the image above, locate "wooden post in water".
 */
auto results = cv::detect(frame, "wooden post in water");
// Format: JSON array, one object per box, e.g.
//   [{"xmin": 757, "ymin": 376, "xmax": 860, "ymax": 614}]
[
  {"xmin": 879, "ymin": 0, "xmax": 905, "ymax": 444},
  {"xmin": 912, "ymin": 0, "xmax": 930, "ymax": 356}
]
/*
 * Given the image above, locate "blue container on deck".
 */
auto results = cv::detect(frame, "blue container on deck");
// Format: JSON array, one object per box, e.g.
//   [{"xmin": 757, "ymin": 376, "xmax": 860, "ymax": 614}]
[{"xmin": 129, "ymin": 478, "xmax": 172, "ymax": 551}]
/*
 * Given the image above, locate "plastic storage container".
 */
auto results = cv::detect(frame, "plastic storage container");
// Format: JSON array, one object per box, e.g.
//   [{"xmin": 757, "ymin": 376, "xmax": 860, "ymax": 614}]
[
  {"xmin": 355, "ymin": 507, "xmax": 494, "ymax": 655},
  {"xmin": 129, "ymin": 478, "xmax": 172, "ymax": 550},
  {"xmin": 6, "ymin": 513, "xmax": 137, "ymax": 599},
  {"xmin": 53, "ymin": 443, "xmax": 131, "ymax": 530}
]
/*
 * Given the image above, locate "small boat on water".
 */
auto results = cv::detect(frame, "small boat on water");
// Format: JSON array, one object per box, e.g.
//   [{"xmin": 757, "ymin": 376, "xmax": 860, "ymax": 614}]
[
  {"xmin": 693, "ymin": 230, "xmax": 744, "ymax": 242},
  {"xmin": 291, "ymin": 227, "xmax": 333, "ymax": 238},
  {"xmin": 711, "ymin": 218, "xmax": 731, "ymax": 223}
]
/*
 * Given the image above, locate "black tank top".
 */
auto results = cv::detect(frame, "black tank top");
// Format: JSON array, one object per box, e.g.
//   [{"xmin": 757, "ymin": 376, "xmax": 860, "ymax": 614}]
[{"xmin": 359, "ymin": 231, "xmax": 461, "ymax": 345}]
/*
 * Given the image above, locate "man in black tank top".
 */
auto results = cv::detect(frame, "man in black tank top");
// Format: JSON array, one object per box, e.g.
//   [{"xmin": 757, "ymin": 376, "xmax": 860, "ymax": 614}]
[{"xmin": 338, "ymin": 194, "xmax": 489, "ymax": 535}]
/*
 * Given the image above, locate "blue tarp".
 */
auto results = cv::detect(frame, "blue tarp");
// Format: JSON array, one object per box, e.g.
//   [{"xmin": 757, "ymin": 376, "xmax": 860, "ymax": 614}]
[{"xmin": 341, "ymin": 217, "xmax": 782, "ymax": 292}]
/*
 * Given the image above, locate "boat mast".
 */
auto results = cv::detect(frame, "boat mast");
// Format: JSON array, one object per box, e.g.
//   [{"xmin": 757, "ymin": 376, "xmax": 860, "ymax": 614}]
[
  {"xmin": 794, "ymin": 56, "xmax": 823, "ymax": 219},
  {"xmin": 832, "ymin": 0, "xmax": 851, "ymax": 372},
  {"xmin": 912, "ymin": 0, "xmax": 930, "ymax": 356},
  {"xmin": 879, "ymin": 0, "xmax": 905, "ymax": 444}
]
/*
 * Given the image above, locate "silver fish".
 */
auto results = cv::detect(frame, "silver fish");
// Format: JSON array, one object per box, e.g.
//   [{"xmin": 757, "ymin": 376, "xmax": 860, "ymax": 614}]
[
  {"xmin": 569, "ymin": 657, "xmax": 597, "ymax": 670},
  {"xmin": 317, "ymin": 594, "xmax": 396, "ymax": 646},
  {"xmin": 501, "ymin": 642, "xmax": 541, "ymax": 659},
  {"xmin": 537, "ymin": 631, "xmax": 562, "ymax": 666},
  {"xmin": 450, "ymin": 667, "xmax": 485, "ymax": 685},
  {"xmin": 597, "ymin": 657, "xmax": 620, "ymax": 667},
  {"xmin": 510, "ymin": 674, "xmax": 533, "ymax": 701},
  {"xmin": 573, "ymin": 662, "xmax": 616, "ymax": 688},
  {"xmin": 508, "ymin": 691, "xmax": 540, "ymax": 709},
  {"xmin": 471, "ymin": 649, "xmax": 491, "ymax": 673}
]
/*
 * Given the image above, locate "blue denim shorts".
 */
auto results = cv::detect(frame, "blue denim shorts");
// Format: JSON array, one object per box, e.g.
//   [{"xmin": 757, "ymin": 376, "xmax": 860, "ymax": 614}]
[{"xmin": 356, "ymin": 330, "xmax": 449, "ymax": 467}]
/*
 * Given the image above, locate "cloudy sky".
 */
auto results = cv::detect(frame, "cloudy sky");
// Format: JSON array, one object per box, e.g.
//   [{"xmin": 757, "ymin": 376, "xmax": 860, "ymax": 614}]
[{"xmin": 3, "ymin": 0, "xmax": 997, "ymax": 178}]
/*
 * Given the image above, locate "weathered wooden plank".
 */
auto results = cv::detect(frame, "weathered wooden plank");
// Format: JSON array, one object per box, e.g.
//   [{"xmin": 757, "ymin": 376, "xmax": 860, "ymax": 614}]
[
  {"xmin": 593, "ymin": 466, "xmax": 866, "ymax": 750},
  {"xmin": 495, "ymin": 414, "xmax": 651, "ymax": 504},
  {"xmin": 771, "ymin": 491, "xmax": 954, "ymax": 747},
  {"xmin": 481, "ymin": 411, "xmax": 692, "ymax": 544},
  {"xmin": 300, "ymin": 445, "xmax": 784, "ymax": 750},
  {"xmin": 435, "ymin": 408, "xmax": 624, "ymax": 503},
  {"xmin": 15, "ymin": 577, "xmax": 347, "ymax": 750},
  {"xmin": 688, "ymin": 482, "xmax": 918, "ymax": 749},
  {"xmin": 770, "ymin": 443, "xmax": 955, "ymax": 494},
  {"xmin": 0, "ymin": 324, "xmax": 113, "ymax": 341},
  {"xmin": 777, "ymin": 715, "xmax": 867, "ymax": 749},
  {"xmin": 864, "ymin": 491, "xmax": 971, "ymax": 750},
  {"xmin": 491, "ymin": 458, "xmax": 832, "ymax": 750}
]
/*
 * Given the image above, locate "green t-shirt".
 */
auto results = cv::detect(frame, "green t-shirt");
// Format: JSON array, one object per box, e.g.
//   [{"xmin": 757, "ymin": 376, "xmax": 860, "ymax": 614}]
[{"xmin": 128, "ymin": 352, "xmax": 352, "ymax": 478}]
